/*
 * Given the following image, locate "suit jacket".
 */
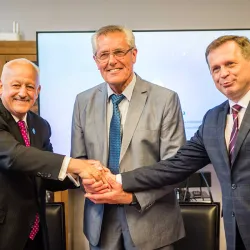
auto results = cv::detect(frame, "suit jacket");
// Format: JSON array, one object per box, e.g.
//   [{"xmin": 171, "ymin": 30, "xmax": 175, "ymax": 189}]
[
  {"xmin": 71, "ymin": 75, "xmax": 186, "ymax": 249},
  {"xmin": 122, "ymin": 100, "xmax": 250, "ymax": 250},
  {"xmin": 0, "ymin": 99, "xmax": 74, "ymax": 250}
]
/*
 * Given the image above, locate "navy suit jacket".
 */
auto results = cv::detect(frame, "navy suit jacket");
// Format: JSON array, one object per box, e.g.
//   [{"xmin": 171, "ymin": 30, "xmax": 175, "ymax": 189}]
[
  {"xmin": 0, "ymin": 99, "xmax": 74, "ymax": 250},
  {"xmin": 122, "ymin": 100, "xmax": 250, "ymax": 250}
]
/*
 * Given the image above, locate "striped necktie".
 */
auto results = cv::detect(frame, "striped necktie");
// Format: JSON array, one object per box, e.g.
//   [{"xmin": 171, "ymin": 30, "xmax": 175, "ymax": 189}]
[{"xmin": 228, "ymin": 104, "xmax": 242, "ymax": 165}]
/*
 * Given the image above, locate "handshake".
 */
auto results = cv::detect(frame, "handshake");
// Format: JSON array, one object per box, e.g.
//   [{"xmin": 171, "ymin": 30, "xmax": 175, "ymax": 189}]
[
  {"xmin": 67, "ymin": 158, "xmax": 114, "ymax": 182},
  {"xmin": 66, "ymin": 159, "xmax": 133, "ymax": 205}
]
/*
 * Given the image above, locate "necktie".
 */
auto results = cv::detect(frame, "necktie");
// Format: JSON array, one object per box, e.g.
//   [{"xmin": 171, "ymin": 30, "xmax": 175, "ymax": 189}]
[
  {"xmin": 108, "ymin": 94, "xmax": 125, "ymax": 174},
  {"xmin": 228, "ymin": 104, "xmax": 242, "ymax": 165},
  {"xmin": 17, "ymin": 121, "xmax": 40, "ymax": 240}
]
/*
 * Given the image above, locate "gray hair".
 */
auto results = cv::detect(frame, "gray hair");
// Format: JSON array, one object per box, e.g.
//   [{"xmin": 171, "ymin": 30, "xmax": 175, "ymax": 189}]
[
  {"xmin": 91, "ymin": 25, "xmax": 136, "ymax": 54},
  {"xmin": 1, "ymin": 58, "xmax": 40, "ymax": 85}
]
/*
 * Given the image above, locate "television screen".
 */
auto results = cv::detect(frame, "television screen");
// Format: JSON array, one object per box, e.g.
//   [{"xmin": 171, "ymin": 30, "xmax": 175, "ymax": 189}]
[{"xmin": 37, "ymin": 29, "xmax": 250, "ymax": 155}]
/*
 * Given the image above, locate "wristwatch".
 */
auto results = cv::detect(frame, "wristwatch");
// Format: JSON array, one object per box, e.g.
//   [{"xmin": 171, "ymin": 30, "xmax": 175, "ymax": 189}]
[{"xmin": 129, "ymin": 193, "xmax": 138, "ymax": 206}]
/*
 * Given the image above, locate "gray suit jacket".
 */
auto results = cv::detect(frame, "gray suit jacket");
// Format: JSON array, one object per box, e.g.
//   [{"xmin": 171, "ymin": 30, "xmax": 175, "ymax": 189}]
[
  {"xmin": 71, "ymin": 75, "xmax": 186, "ymax": 249},
  {"xmin": 122, "ymin": 100, "xmax": 250, "ymax": 250}
]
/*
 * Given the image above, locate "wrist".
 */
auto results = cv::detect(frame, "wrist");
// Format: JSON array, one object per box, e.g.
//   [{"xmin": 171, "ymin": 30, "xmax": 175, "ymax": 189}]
[
  {"xmin": 129, "ymin": 193, "xmax": 138, "ymax": 206},
  {"xmin": 67, "ymin": 158, "xmax": 80, "ymax": 174}
]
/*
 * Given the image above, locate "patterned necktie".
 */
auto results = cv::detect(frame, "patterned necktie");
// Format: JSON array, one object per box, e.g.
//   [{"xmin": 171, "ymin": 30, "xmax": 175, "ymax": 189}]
[
  {"xmin": 17, "ymin": 121, "xmax": 40, "ymax": 240},
  {"xmin": 108, "ymin": 94, "xmax": 125, "ymax": 174},
  {"xmin": 228, "ymin": 104, "xmax": 242, "ymax": 165}
]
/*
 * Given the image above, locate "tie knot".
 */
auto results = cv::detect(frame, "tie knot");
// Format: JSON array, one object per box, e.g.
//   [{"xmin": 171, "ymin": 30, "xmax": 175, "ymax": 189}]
[
  {"xmin": 17, "ymin": 120, "xmax": 26, "ymax": 129},
  {"xmin": 232, "ymin": 104, "xmax": 242, "ymax": 115},
  {"xmin": 110, "ymin": 94, "xmax": 125, "ymax": 106}
]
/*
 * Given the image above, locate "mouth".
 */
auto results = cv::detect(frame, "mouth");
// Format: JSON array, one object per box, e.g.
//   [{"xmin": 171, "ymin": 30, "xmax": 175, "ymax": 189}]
[
  {"xmin": 14, "ymin": 99, "xmax": 30, "ymax": 103},
  {"xmin": 221, "ymin": 81, "xmax": 234, "ymax": 88},
  {"xmin": 107, "ymin": 68, "xmax": 122, "ymax": 73}
]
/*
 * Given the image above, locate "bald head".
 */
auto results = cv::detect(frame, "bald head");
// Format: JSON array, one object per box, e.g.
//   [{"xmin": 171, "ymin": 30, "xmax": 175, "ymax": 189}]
[
  {"xmin": 1, "ymin": 58, "xmax": 40, "ymax": 86},
  {"xmin": 0, "ymin": 58, "xmax": 41, "ymax": 119}
]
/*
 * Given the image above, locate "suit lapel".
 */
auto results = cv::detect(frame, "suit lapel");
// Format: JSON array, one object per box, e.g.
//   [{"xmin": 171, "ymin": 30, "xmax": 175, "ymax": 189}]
[
  {"xmin": 95, "ymin": 83, "xmax": 109, "ymax": 166},
  {"xmin": 231, "ymin": 101, "xmax": 250, "ymax": 166},
  {"xmin": 0, "ymin": 99, "xmax": 25, "ymax": 145},
  {"xmin": 120, "ymin": 78, "xmax": 148, "ymax": 162},
  {"xmin": 27, "ymin": 112, "xmax": 37, "ymax": 147},
  {"xmin": 217, "ymin": 101, "xmax": 230, "ymax": 168}
]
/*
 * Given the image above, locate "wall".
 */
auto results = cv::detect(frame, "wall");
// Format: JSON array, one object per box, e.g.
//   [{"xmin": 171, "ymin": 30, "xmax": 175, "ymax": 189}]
[
  {"xmin": 1, "ymin": 0, "xmax": 250, "ymax": 40},
  {"xmin": 1, "ymin": 0, "xmax": 250, "ymax": 249}
]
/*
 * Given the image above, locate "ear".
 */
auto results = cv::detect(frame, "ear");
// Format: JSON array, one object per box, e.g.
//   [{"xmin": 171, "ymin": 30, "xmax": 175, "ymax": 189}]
[
  {"xmin": 0, "ymin": 80, "xmax": 3, "ymax": 96},
  {"xmin": 93, "ymin": 55, "xmax": 101, "ymax": 70},
  {"xmin": 132, "ymin": 48, "xmax": 138, "ymax": 64},
  {"xmin": 36, "ymin": 85, "xmax": 41, "ymax": 98}
]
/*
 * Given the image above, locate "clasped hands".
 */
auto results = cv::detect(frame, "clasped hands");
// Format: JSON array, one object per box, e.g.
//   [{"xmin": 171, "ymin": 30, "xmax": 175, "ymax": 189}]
[{"xmin": 67, "ymin": 158, "xmax": 133, "ymax": 204}]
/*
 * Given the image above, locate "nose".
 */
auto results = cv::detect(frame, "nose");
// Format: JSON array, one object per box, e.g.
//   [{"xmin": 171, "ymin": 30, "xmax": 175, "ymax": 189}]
[
  {"xmin": 18, "ymin": 85, "xmax": 28, "ymax": 98},
  {"xmin": 220, "ymin": 66, "xmax": 230, "ymax": 78},
  {"xmin": 108, "ymin": 53, "xmax": 118, "ymax": 65}
]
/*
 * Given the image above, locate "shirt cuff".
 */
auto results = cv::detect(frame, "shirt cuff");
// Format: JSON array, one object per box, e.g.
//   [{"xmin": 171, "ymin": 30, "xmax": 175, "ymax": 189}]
[
  {"xmin": 58, "ymin": 156, "xmax": 80, "ymax": 187},
  {"xmin": 116, "ymin": 174, "xmax": 122, "ymax": 184}
]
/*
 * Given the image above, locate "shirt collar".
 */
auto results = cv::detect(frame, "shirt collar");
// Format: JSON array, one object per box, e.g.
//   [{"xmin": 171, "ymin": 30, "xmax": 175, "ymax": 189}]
[
  {"xmin": 107, "ymin": 73, "xmax": 136, "ymax": 102},
  {"xmin": 229, "ymin": 90, "xmax": 250, "ymax": 111},
  {"xmin": 11, "ymin": 113, "xmax": 28, "ymax": 125}
]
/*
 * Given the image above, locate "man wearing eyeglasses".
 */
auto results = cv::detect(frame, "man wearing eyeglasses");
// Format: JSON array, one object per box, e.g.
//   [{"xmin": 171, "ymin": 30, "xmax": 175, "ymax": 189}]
[{"xmin": 71, "ymin": 25, "xmax": 186, "ymax": 250}]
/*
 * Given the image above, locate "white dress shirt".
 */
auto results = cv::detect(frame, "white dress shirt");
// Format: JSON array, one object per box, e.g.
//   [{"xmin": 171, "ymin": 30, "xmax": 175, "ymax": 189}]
[{"xmin": 225, "ymin": 90, "xmax": 250, "ymax": 150}]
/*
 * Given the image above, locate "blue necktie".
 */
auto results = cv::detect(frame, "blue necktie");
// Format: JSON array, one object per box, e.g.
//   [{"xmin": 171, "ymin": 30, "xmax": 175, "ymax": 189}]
[{"xmin": 108, "ymin": 94, "xmax": 125, "ymax": 174}]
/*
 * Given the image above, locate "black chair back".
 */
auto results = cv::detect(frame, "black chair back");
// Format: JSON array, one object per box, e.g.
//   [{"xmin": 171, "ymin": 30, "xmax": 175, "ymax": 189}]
[
  {"xmin": 175, "ymin": 202, "xmax": 220, "ymax": 250},
  {"xmin": 46, "ymin": 202, "xmax": 66, "ymax": 250}
]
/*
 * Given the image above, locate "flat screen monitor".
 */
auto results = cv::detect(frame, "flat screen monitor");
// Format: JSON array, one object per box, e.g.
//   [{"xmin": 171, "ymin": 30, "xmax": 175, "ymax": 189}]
[{"xmin": 37, "ymin": 29, "xmax": 250, "ymax": 155}]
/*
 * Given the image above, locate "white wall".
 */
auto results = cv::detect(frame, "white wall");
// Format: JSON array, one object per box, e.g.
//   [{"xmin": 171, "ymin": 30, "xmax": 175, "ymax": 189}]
[
  {"xmin": 1, "ymin": 1, "xmax": 250, "ymax": 249},
  {"xmin": 1, "ymin": 0, "xmax": 250, "ymax": 40}
]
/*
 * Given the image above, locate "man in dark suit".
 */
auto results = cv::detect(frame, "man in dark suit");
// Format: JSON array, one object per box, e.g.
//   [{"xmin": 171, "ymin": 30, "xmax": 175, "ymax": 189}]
[
  {"xmin": 87, "ymin": 35, "xmax": 250, "ymax": 250},
  {"xmin": 0, "ymin": 58, "xmax": 104, "ymax": 250}
]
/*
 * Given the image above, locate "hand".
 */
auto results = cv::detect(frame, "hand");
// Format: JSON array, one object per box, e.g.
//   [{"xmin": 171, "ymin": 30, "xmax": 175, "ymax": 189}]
[
  {"xmin": 67, "ymin": 159, "xmax": 106, "ymax": 182},
  {"xmin": 82, "ymin": 168, "xmax": 118, "ymax": 194},
  {"xmin": 85, "ymin": 176, "xmax": 133, "ymax": 204},
  {"xmin": 82, "ymin": 178, "xmax": 110, "ymax": 194}
]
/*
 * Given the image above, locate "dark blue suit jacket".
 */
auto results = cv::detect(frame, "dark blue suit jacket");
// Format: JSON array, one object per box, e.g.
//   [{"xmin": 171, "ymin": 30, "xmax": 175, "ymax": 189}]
[{"xmin": 122, "ymin": 100, "xmax": 250, "ymax": 250}]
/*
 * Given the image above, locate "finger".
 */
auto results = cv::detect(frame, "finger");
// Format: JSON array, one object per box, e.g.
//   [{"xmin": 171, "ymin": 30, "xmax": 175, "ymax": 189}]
[
  {"xmin": 91, "ymin": 170, "xmax": 103, "ymax": 181},
  {"xmin": 94, "ymin": 188, "xmax": 111, "ymax": 194},
  {"xmin": 103, "ymin": 167, "xmax": 111, "ymax": 173},
  {"xmin": 84, "ymin": 183, "xmax": 109, "ymax": 193},
  {"xmin": 83, "ymin": 187, "xmax": 93, "ymax": 193},
  {"xmin": 100, "ymin": 174, "xmax": 112, "ymax": 190},
  {"xmin": 82, "ymin": 178, "xmax": 96, "ymax": 185},
  {"xmin": 84, "ymin": 180, "xmax": 104, "ymax": 188},
  {"xmin": 107, "ymin": 175, "xmax": 118, "ymax": 186}
]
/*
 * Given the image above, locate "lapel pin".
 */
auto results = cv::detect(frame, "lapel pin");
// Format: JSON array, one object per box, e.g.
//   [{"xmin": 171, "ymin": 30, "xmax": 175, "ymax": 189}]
[{"xmin": 32, "ymin": 128, "xmax": 36, "ymax": 135}]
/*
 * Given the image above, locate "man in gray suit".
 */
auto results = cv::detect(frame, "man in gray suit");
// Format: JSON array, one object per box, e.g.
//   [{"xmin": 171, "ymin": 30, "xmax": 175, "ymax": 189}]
[
  {"xmin": 71, "ymin": 25, "xmax": 186, "ymax": 250},
  {"xmin": 90, "ymin": 35, "xmax": 250, "ymax": 250}
]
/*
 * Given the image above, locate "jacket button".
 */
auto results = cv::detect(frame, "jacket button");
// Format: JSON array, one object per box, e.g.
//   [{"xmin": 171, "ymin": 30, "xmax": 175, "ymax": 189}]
[
  {"xmin": 232, "ymin": 212, "xmax": 235, "ymax": 217},
  {"xmin": 232, "ymin": 184, "xmax": 237, "ymax": 190}
]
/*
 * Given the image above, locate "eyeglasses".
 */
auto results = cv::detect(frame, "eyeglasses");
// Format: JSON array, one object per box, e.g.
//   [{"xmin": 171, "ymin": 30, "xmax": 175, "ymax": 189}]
[{"xmin": 95, "ymin": 47, "xmax": 134, "ymax": 62}]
